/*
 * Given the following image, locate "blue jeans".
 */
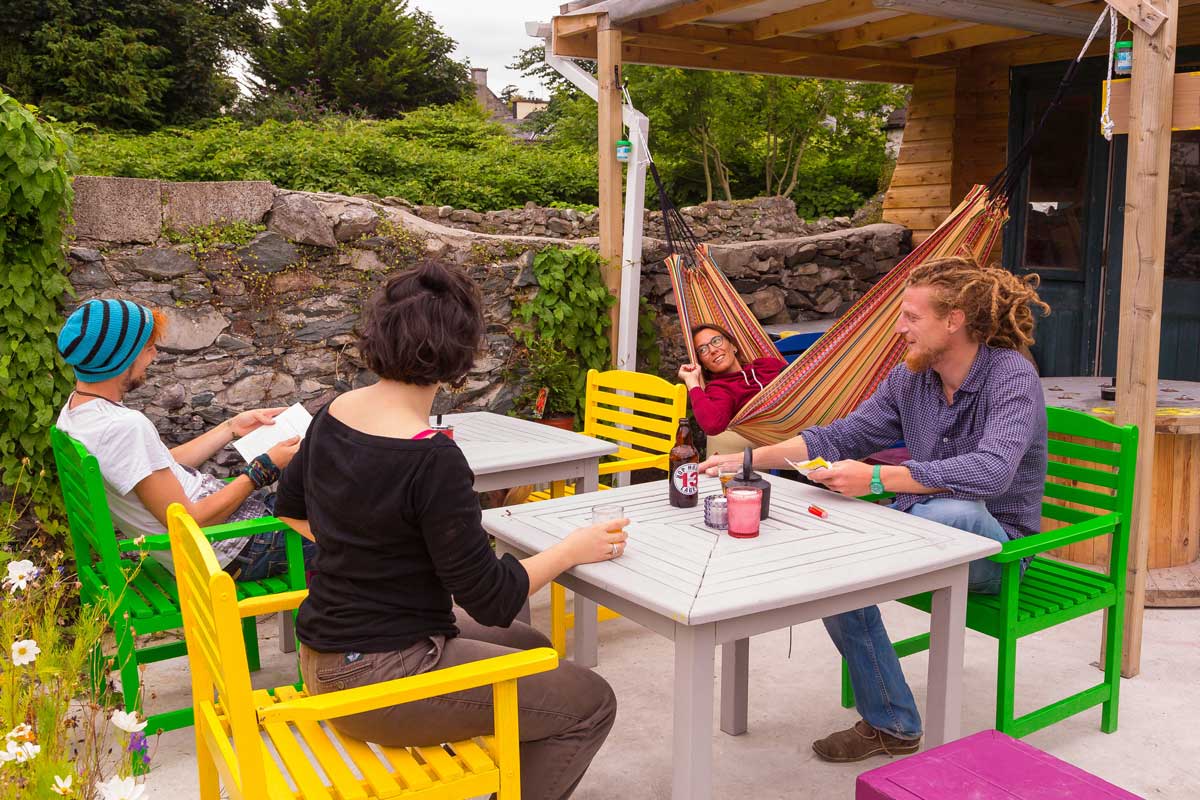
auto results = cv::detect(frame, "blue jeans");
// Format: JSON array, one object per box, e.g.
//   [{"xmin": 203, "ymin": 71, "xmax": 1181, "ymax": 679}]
[
  {"xmin": 822, "ymin": 498, "xmax": 1014, "ymax": 740},
  {"xmin": 228, "ymin": 529, "xmax": 318, "ymax": 582}
]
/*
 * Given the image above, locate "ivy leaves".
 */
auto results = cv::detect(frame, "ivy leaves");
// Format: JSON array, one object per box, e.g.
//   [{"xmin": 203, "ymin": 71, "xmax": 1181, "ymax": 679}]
[
  {"xmin": 513, "ymin": 246, "xmax": 615, "ymax": 418},
  {"xmin": 0, "ymin": 91, "xmax": 76, "ymax": 522}
]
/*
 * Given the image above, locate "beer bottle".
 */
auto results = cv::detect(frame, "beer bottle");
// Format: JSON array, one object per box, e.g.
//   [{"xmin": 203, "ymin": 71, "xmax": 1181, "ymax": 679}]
[{"xmin": 669, "ymin": 418, "xmax": 700, "ymax": 508}]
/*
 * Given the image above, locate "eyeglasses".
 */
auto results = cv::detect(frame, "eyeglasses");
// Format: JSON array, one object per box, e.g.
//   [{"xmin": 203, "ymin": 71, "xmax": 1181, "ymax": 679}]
[{"xmin": 696, "ymin": 335, "xmax": 727, "ymax": 356}]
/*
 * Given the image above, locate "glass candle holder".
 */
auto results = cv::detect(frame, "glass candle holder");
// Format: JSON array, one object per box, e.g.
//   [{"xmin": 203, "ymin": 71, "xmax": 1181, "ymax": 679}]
[
  {"xmin": 704, "ymin": 495, "xmax": 728, "ymax": 530},
  {"xmin": 726, "ymin": 487, "xmax": 762, "ymax": 538}
]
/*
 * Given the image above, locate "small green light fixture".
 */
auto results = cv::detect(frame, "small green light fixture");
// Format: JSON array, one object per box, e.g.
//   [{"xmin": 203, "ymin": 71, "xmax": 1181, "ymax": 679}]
[
  {"xmin": 616, "ymin": 139, "xmax": 632, "ymax": 163},
  {"xmin": 1114, "ymin": 40, "xmax": 1132, "ymax": 76}
]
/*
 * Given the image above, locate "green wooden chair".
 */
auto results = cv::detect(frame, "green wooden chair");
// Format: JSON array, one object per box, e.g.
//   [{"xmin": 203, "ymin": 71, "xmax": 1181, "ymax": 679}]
[
  {"xmin": 50, "ymin": 425, "xmax": 307, "ymax": 734},
  {"xmin": 838, "ymin": 407, "xmax": 1138, "ymax": 738}
]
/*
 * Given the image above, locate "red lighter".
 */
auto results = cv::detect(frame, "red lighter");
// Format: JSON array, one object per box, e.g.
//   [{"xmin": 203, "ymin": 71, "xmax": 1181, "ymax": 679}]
[{"xmin": 808, "ymin": 504, "xmax": 829, "ymax": 519}]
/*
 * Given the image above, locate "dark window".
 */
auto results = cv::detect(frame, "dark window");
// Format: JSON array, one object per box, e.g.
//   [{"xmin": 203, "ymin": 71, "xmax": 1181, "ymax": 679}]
[{"xmin": 1020, "ymin": 92, "xmax": 1093, "ymax": 272}]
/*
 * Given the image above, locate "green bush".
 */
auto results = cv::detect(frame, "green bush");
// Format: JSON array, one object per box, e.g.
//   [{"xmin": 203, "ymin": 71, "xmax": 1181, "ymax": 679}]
[
  {"xmin": 71, "ymin": 104, "xmax": 600, "ymax": 211},
  {"xmin": 0, "ymin": 92, "xmax": 76, "ymax": 526}
]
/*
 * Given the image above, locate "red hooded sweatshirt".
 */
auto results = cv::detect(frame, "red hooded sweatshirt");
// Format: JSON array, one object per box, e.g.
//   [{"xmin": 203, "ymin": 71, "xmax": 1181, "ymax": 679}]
[{"xmin": 689, "ymin": 356, "xmax": 788, "ymax": 435}]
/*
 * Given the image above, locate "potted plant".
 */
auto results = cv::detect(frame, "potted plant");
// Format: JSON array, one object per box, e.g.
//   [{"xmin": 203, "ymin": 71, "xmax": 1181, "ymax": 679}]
[{"xmin": 519, "ymin": 339, "xmax": 581, "ymax": 431}]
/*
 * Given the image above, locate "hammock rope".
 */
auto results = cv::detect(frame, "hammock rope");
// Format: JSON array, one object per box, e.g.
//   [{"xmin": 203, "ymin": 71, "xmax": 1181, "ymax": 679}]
[{"xmin": 646, "ymin": 5, "xmax": 1114, "ymax": 445}]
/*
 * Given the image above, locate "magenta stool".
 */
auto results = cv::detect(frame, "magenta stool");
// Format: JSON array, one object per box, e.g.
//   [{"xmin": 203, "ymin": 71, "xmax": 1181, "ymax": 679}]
[{"xmin": 856, "ymin": 730, "xmax": 1143, "ymax": 800}]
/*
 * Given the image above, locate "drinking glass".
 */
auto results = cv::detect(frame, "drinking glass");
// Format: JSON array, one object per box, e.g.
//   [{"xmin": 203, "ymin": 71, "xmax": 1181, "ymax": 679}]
[
  {"xmin": 717, "ymin": 462, "xmax": 739, "ymax": 496},
  {"xmin": 726, "ymin": 488, "xmax": 762, "ymax": 538}
]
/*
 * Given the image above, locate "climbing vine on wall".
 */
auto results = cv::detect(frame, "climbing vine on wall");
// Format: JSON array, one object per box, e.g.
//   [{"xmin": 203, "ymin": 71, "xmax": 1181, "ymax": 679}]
[{"xmin": 0, "ymin": 91, "xmax": 78, "ymax": 522}]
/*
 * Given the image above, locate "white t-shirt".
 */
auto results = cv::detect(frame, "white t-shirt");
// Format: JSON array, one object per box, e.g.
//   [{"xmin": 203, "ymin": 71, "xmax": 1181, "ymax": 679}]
[{"xmin": 56, "ymin": 397, "xmax": 246, "ymax": 569}]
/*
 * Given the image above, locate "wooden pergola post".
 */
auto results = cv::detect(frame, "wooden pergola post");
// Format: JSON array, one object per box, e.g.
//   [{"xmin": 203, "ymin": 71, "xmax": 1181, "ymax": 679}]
[
  {"xmin": 597, "ymin": 15, "xmax": 624, "ymax": 365},
  {"xmin": 1114, "ymin": 0, "xmax": 1178, "ymax": 678}
]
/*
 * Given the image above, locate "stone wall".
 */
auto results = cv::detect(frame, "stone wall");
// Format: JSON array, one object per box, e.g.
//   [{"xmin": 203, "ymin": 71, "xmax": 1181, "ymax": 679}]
[
  {"xmin": 407, "ymin": 195, "xmax": 854, "ymax": 243},
  {"xmin": 65, "ymin": 177, "xmax": 909, "ymax": 474}
]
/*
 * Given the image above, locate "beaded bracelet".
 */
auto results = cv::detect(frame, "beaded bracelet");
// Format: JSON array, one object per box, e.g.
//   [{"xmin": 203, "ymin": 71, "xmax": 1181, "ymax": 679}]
[{"xmin": 242, "ymin": 453, "xmax": 281, "ymax": 489}]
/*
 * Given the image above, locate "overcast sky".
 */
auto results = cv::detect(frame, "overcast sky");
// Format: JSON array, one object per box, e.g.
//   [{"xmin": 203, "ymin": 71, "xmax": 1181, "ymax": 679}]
[{"xmin": 411, "ymin": 1, "xmax": 557, "ymax": 99}]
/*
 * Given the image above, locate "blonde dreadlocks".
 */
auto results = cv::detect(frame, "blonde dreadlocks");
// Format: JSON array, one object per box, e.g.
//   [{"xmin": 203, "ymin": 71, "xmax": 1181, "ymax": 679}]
[{"xmin": 905, "ymin": 257, "xmax": 1051, "ymax": 350}]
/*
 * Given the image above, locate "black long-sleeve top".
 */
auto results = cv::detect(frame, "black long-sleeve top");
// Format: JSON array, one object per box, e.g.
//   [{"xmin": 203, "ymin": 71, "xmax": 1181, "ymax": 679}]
[{"xmin": 275, "ymin": 405, "xmax": 530, "ymax": 653}]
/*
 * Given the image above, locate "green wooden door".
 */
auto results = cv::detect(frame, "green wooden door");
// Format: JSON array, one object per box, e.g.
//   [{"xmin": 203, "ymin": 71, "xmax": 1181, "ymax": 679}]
[{"xmin": 1005, "ymin": 59, "xmax": 1113, "ymax": 377}]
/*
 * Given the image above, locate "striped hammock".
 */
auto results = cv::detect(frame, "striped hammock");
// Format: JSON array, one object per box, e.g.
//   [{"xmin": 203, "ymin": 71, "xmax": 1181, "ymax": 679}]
[{"xmin": 667, "ymin": 184, "xmax": 1009, "ymax": 446}]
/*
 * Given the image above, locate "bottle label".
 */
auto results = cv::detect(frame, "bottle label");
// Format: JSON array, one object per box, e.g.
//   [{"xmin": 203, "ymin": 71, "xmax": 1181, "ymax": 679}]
[{"xmin": 672, "ymin": 462, "xmax": 699, "ymax": 495}]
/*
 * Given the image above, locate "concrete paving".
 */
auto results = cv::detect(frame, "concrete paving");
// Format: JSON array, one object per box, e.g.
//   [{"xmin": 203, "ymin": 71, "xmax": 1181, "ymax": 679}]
[{"xmin": 145, "ymin": 589, "xmax": 1200, "ymax": 799}]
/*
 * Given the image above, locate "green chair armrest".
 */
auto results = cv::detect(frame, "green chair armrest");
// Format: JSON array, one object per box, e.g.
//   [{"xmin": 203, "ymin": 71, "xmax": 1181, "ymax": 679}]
[
  {"xmin": 990, "ymin": 512, "xmax": 1120, "ymax": 563},
  {"xmin": 857, "ymin": 492, "xmax": 895, "ymax": 503},
  {"xmin": 116, "ymin": 516, "xmax": 294, "ymax": 553}
]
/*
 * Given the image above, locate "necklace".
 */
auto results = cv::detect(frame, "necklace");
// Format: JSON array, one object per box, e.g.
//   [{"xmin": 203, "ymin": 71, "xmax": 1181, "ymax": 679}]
[{"xmin": 72, "ymin": 389, "xmax": 122, "ymax": 407}]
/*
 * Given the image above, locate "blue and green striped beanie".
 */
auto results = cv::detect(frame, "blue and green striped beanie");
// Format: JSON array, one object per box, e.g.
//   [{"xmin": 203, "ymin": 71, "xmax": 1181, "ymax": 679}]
[{"xmin": 57, "ymin": 299, "xmax": 156, "ymax": 383}]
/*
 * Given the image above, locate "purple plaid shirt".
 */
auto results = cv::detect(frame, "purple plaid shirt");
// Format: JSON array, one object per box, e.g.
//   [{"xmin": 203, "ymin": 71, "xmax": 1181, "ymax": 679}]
[{"xmin": 802, "ymin": 345, "xmax": 1047, "ymax": 538}]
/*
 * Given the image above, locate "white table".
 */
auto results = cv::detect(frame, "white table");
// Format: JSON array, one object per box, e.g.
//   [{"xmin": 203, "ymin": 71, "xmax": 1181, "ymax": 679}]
[
  {"xmin": 483, "ymin": 475, "xmax": 1001, "ymax": 800},
  {"xmin": 438, "ymin": 412, "xmax": 616, "ymax": 494},
  {"xmin": 442, "ymin": 412, "xmax": 618, "ymax": 665}
]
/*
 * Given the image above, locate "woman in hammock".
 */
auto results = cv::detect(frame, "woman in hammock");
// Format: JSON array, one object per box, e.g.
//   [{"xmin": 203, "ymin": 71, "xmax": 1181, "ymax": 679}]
[{"xmin": 678, "ymin": 324, "xmax": 788, "ymax": 440}]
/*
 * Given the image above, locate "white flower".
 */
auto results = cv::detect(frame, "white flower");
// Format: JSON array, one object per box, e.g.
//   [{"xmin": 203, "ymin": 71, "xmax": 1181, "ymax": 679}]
[
  {"xmin": 132, "ymin": 536, "xmax": 146, "ymax": 548},
  {"xmin": 109, "ymin": 709, "xmax": 147, "ymax": 734},
  {"xmin": 4, "ymin": 560, "xmax": 35, "ymax": 593},
  {"xmin": 5, "ymin": 723, "xmax": 32, "ymax": 741},
  {"xmin": 52, "ymin": 774, "xmax": 74, "ymax": 796},
  {"xmin": 96, "ymin": 775, "xmax": 146, "ymax": 800},
  {"xmin": 10, "ymin": 639, "xmax": 39, "ymax": 666},
  {"xmin": 0, "ymin": 739, "xmax": 39, "ymax": 764},
  {"xmin": 10, "ymin": 740, "xmax": 39, "ymax": 762}
]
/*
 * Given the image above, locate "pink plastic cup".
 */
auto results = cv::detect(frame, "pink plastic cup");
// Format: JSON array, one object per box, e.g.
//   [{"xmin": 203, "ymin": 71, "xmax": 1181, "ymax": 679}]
[{"xmin": 726, "ymin": 487, "xmax": 762, "ymax": 538}]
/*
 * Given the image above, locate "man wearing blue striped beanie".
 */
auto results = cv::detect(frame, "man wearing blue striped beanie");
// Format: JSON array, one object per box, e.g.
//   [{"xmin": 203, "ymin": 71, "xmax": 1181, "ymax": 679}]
[{"xmin": 55, "ymin": 298, "xmax": 316, "ymax": 580}]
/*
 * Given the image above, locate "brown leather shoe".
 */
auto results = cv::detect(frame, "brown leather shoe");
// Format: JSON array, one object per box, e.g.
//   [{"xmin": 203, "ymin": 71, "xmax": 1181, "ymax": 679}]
[{"xmin": 811, "ymin": 720, "xmax": 921, "ymax": 763}]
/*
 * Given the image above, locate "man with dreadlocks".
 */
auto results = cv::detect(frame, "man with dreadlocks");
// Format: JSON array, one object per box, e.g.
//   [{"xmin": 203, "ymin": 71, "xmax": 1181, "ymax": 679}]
[{"xmin": 702, "ymin": 255, "xmax": 1051, "ymax": 762}]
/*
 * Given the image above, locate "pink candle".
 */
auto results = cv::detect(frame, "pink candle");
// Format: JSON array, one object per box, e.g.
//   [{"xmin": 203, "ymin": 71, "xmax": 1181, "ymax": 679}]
[{"xmin": 726, "ymin": 487, "xmax": 762, "ymax": 538}]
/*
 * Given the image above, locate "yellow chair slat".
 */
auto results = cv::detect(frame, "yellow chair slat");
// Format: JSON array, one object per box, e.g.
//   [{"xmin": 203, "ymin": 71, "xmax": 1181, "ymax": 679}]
[
  {"xmin": 586, "ymin": 389, "xmax": 676, "ymax": 420},
  {"xmin": 376, "ymin": 745, "xmax": 435, "ymax": 790},
  {"xmin": 254, "ymin": 689, "xmax": 335, "ymax": 800},
  {"xmin": 321, "ymin": 727, "xmax": 405, "ymax": 799},
  {"xmin": 588, "ymin": 405, "xmax": 677, "ymax": 437},
  {"xmin": 197, "ymin": 703, "xmax": 248, "ymax": 800},
  {"xmin": 590, "ymin": 421, "xmax": 676, "ymax": 455},
  {"xmin": 589, "ymin": 368, "xmax": 685, "ymax": 398},
  {"xmin": 259, "ymin": 738, "xmax": 303, "ymax": 800},
  {"xmin": 274, "ymin": 686, "xmax": 369, "ymax": 800},
  {"xmin": 414, "ymin": 745, "xmax": 465, "ymax": 782},
  {"xmin": 599, "ymin": 453, "xmax": 664, "ymax": 474},
  {"xmin": 449, "ymin": 739, "xmax": 495, "ymax": 775}
]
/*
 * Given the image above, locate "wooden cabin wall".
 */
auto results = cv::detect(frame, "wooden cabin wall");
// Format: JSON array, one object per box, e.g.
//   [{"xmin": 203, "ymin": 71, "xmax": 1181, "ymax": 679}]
[
  {"xmin": 885, "ymin": 7, "xmax": 1200, "ymax": 248},
  {"xmin": 882, "ymin": 70, "xmax": 955, "ymax": 245}
]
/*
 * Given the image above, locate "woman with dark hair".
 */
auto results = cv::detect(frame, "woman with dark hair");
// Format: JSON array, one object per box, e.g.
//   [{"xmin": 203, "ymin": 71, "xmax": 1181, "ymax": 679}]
[
  {"xmin": 274, "ymin": 261, "xmax": 622, "ymax": 800},
  {"xmin": 678, "ymin": 324, "xmax": 788, "ymax": 438}
]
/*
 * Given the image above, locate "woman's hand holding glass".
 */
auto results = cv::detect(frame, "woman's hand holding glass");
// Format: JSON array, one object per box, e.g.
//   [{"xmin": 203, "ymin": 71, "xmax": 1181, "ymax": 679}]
[{"xmin": 560, "ymin": 516, "xmax": 630, "ymax": 565}]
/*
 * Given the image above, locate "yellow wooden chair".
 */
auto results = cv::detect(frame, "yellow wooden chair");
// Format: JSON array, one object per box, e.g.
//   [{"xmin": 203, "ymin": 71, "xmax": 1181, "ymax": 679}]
[
  {"xmin": 527, "ymin": 369, "xmax": 687, "ymax": 656},
  {"xmin": 166, "ymin": 504, "xmax": 557, "ymax": 800}
]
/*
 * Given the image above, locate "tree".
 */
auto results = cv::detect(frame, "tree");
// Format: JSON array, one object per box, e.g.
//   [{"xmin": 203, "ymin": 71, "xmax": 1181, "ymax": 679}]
[
  {"xmin": 249, "ymin": 0, "xmax": 469, "ymax": 117},
  {"xmin": 0, "ymin": 0, "xmax": 268, "ymax": 128}
]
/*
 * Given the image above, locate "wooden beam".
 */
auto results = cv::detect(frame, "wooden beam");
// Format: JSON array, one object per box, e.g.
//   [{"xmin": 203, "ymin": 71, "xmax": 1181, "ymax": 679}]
[
  {"xmin": 752, "ymin": 0, "xmax": 882, "ymax": 40},
  {"xmin": 626, "ymin": 32, "xmax": 728, "ymax": 54},
  {"xmin": 836, "ymin": 13, "xmax": 970, "ymax": 48},
  {"xmin": 634, "ymin": 19, "xmax": 950, "ymax": 68},
  {"xmin": 553, "ymin": 13, "xmax": 600, "ymax": 38},
  {"xmin": 1114, "ymin": 0, "xmax": 1178, "ymax": 678},
  {"xmin": 651, "ymin": 0, "xmax": 767, "ymax": 30},
  {"xmin": 1103, "ymin": 72, "xmax": 1200, "ymax": 132},
  {"xmin": 1105, "ymin": 0, "xmax": 1169, "ymax": 34},
  {"xmin": 874, "ymin": 0, "xmax": 1101, "ymax": 38},
  {"xmin": 620, "ymin": 43, "xmax": 919, "ymax": 83},
  {"xmin": 597, "ymin": 16, "xmax": 624, "ymax": 364}
]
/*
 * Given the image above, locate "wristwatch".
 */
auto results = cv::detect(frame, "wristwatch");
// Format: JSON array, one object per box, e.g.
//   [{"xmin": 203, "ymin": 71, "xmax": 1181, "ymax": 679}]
[{"xmin": 870, "ymin": 464, "xmax": 885, "ymax": 495}]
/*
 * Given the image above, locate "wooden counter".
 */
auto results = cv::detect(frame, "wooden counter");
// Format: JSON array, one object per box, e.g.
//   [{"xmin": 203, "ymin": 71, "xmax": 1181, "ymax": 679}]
[{"xmin": 1042, "ymin": 378, "xmax": 1200, "ymax": 605}]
